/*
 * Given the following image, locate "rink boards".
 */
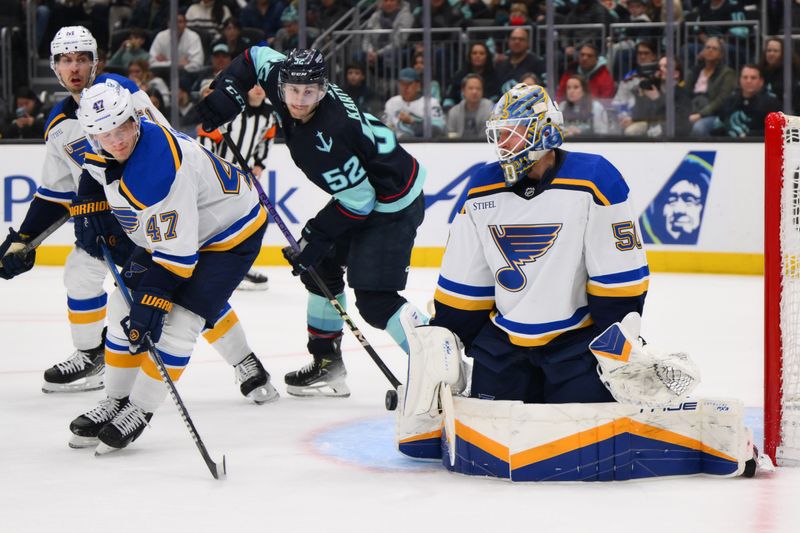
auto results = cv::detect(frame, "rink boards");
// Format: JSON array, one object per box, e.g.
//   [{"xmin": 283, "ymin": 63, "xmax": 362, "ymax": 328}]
[{"xmin": 0, "ymin": 141, "xmax": 764, "ymax": 274}]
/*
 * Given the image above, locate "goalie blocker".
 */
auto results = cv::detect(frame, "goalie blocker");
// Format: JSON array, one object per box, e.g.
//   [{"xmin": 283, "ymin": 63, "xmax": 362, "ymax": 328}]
[{"xmin": 396, "ymin": 315, "xmax": 771, "ymax": 480}]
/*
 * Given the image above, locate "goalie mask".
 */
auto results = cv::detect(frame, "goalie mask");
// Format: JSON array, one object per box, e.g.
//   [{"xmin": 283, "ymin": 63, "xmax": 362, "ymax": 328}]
[
  {"xmin": 486, "ymin": 84, "xmax": 564, "ymax": 186},
  {"xmin": 77, "ymin": 79, "xmax": 140, "ymax": 161},
  {"xmin": 278, "ymin": 48, "xmax": 328, "ymax": 108},
  {"xmin": 50, "ymin": 26, "xmax": 99, "ymax": 90}
]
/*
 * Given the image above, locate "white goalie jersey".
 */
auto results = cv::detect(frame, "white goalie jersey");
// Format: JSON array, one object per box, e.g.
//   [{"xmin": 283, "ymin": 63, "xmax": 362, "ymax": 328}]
[
  {"xmin": 433, "ymin": 149, "xmax": 649, "ymax": 350},
  {"xmin": 38, "ymin": 74, "xmax": 168, "ymax": 208},
  {"xmin": 81, "ymin": 119, "xmax": 266, "ymax": 279}
]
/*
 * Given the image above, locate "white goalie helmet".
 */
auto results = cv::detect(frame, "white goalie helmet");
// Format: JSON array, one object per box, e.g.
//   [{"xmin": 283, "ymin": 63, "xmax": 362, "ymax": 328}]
[
  {"xmin": 50, "ymin": 26, "xmax": 99, "ymax": 88},
  {"xmin": 77, "ymin": 79, "xmax": 140, "ymax": 156},
  {"xmin": 486, "ymin": 83, "xmax": 564, "ymax": 186}
]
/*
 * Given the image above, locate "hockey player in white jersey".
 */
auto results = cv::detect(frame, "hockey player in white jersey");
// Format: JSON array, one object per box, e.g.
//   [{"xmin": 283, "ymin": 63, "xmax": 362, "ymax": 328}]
[
  {"xmin": 68, "ymin": 80, "xmax": 269, "ymax": 452},
  {"xmin": 395, "ymin": 84, "xmax": 768, "ymax": 480},
  {"xmin": 0, "ymin": 26, "xmax": 274, "ymax": 403}
]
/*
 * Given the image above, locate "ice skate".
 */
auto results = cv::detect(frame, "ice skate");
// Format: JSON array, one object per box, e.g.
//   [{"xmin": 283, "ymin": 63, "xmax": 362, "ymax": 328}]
[
  {"xmin": 69, "ymin": 396, "xmax": 129, "ymax": 449},
  {"xmin": 235, "ymin": 353, "xmax": 279, "ymax": 404},
  {"xmin": 94, "ymin": 402, "xmax": 152, "ymax": 455},
  {"xmin": 285, "ymin": 356, "xmax": 350, "ymax": 397},
  {"xmin": 42, "ymin": 339, "xmax": 105, "ymax": 393},
  {"xmin": 237, "ymin": 269, "xmax": 269, "ymax": 291}
]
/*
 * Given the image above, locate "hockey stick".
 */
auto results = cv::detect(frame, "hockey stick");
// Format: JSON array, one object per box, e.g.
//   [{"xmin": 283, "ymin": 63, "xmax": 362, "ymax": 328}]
[
  {"xmin": 20, "ymin": 212, "xmax": 71, "ymax": 254},
  {"xmin": 98, "ymin": 238, "xmax": 227, "ymax": 480},
  {"xmin": 218, "ymin": 129, "xmax": 402, "ymax": 392}
]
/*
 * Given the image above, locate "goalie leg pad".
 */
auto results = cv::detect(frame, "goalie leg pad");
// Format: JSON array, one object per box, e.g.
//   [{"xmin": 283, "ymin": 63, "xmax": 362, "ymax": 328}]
[
  {"xmin": 395, "ymin": 385, "xmax": 443, "ymax": 460},
  {"xmin": 442, "ymin": 397, "xmax": 754, "ymax": 481},
  {"xmin": 404, "ymin": 324, "xmax": 467, "ymax": 416}
]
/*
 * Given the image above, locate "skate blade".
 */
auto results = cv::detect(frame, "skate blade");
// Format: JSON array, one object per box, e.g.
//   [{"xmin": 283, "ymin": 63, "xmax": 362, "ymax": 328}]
[
  {"xmin": 94, "ymin": 442, "xmax": 122, "ymax": 456},
  {"xmin": 286, "ymin": 382, "xmax": 351, "ymax": 398},
  {"xmin": 42, "ymin": 377, "xmax": 104, "ymax": 394},
  {"xmin": 236, "ymin": 280, "xmax": 269, "ymax": 291},
  {"xmin": 69, "ymin": 435, "xmax": 99, "ymax": 449},
  {"xmin": 247, "ymin": 384, "xmax": 280, "ymax": 405}
]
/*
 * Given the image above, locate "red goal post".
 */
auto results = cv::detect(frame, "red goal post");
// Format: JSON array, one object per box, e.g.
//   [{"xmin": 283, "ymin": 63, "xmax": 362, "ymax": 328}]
[{"xmin": 765, "ymin": 112, "xmax": 800, "ymax": 466}]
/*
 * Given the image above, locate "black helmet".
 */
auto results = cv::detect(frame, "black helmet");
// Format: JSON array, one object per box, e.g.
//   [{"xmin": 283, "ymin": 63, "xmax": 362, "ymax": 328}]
[{"xmin": 279, "ymin": 49, "xmax": 327, "ymax": 86}]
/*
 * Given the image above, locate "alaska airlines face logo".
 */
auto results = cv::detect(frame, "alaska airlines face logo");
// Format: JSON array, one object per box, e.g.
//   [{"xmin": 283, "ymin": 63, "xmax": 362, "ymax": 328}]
[
  {"xmin": 639, "ymin": 151, "xmax": 714, "ymax": 245},
  {"xmin": 111, "ymin": 206, "xmax": 139, "ymax": 233},
  {"xmin": 490, "ymin": 224, "xmax": 561, "ymax": 292}
]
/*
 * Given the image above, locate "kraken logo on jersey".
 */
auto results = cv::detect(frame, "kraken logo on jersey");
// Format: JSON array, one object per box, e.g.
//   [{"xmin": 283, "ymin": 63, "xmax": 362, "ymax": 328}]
[
  {"xmin": 490, "ymin": 224, "xmax": 562, "ymax": 291},
  {"xmin": 111, "ymin": 206, "xmax": 140, "ymax": 233}
]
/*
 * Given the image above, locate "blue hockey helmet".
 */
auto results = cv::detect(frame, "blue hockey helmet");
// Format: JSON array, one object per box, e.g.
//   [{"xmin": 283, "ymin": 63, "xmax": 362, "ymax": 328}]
[{"xmin": 485, "ymin": 84, "xmax": 564, "ymax": 186}]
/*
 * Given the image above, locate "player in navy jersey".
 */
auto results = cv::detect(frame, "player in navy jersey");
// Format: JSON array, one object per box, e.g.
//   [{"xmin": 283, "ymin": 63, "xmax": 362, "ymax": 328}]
[{"xmin": 196, "ymin": 48, "xmax": 428, "ymax": 397}]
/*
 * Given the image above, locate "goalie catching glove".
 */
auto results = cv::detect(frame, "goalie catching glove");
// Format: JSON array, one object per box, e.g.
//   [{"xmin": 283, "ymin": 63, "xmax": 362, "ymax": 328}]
[{"xmin": 589, "ymin": 312, "xmax": 700, "ymax": 408}]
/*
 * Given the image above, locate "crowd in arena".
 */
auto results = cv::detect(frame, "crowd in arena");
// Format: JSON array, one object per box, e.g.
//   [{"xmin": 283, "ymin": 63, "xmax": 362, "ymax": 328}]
[{"xmin": 0, "ymin": 0, "xmax": 799, "ymax": 141}]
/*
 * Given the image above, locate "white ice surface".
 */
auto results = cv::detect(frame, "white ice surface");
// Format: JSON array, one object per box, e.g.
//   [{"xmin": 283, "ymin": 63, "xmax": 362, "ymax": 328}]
[{"xmin": 1, "ymin": 267, "xmax": 798, "ymax": 533}]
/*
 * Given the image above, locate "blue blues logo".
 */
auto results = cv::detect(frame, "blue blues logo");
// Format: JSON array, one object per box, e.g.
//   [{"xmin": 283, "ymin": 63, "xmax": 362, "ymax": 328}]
[
  {"xmin": 490, "ymin": 224, "xmax": 561, "ymax": 291},
  {"xmin": 123, "ymin": 261, "xmax": 148, "ymax": 279},
  {"xmin": 92, "ymin": 99, "xmax": 105, "ymax": 113},
  {"xmin": 111, "ymin": 206, "xmax": 139, "ymax": 233},
  {"xmin": 639, "ymin": 152, "xmax": 714, "ymax": 245}
]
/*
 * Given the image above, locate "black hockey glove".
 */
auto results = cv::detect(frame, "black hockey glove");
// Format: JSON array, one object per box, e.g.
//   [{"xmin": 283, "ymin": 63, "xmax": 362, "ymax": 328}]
[
  {"xmin": 0, "ymin": 228, "xmax": 36, "ymax": 280},
  {"xmin": 194, "ymin": 78, "xmax": 246, "ymax": 133},
  {"xmin": 281, "ymin": 222, "xmax": 335, "ymax": 276},
  {"xmin": 71, "ymin": 195, "xmax": 135, "ymax": 265},
  {"xmin": 122, "ymin": 289, "xmax": 173, "ymax": 351}
]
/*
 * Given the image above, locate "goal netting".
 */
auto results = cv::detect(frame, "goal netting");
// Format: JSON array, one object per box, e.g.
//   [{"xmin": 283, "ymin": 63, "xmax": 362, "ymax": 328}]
[{"xmin": 765, "ymin": 112, "xmax": 800, "ymax": 466}]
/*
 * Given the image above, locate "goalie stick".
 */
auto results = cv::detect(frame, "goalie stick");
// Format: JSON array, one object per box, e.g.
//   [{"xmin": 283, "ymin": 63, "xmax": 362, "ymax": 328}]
[
  {"xmin": 98, "ymin": 238, "xmax": 227, "ymax": 480},
  {"xmin": 218, "ymin": 128, "xmax": 403, "ymax": 396}
]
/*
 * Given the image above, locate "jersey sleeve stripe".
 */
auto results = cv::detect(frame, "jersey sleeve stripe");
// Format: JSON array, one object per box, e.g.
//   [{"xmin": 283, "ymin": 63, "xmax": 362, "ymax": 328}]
[
  {"xmin": 437, "ymin": 275, "xmax": 495, "ymax": 297},
  {"xmin": 434, "ymin": 288, "xmax": 495, "ymax": 310},
  {"xmin": 376, "ymin": 157, "xmax": 417, "ymax": 201},
  {"xmin": 589, "ymin": 266, "xmax": 650, "ymax": 284},
  {"xmin": 551, "ymin": 178, "xmax": 611, "ymax": 206},
  {"xmin": 84, "ymin": 153, "xmax": 107, "ymax": 167},
  {"xmin": 44, "ymin": 113, "xmax": 67, "ymax": 140},
  {"xmin": 374, "ymin": 166, "xmax": 426, "ymax": 213},
  {"xmin": 118, "ymin": 178, "xmax": 147, "ymax": 210},
  {"xmin": 157, "ymin": 124, "xmax": 182, "ymax": 172},
  {"xmin": 35, "ymin": 187, "xmax": 76, "ymax": 206},
  {"xmin": 201, "ymin": 203, "xmax": 266, "ymax": 251},
  {"xmin": 586, "ymin": 279, "xmax": 649, "ymax": 297},
  {"xmin": 467, "ymin": 181, "xmax": 506, "ymax": 199},
  {"xmin": 152, "ymin": 259, "xmax": 195, "ymax": 278},
  {"xmin": 335, "ymin": 202, "xmax": 368, "ymax": 220}
]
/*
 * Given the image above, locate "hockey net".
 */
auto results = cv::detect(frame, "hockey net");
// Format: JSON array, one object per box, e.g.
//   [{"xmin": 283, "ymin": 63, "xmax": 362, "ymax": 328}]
[{"xmin": 765, "ymin": 112, "xmax": 800, "ymax": 466}]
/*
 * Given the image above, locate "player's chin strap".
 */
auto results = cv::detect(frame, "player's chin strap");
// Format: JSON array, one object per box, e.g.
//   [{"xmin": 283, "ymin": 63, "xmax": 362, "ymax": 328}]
[
  {"xmin": 217, "ymin": 123, "xmax": 403, "ymax": 408},
  {"xmin": 589, "ymin": 312, "xmax": 701, "ymax": 408}
]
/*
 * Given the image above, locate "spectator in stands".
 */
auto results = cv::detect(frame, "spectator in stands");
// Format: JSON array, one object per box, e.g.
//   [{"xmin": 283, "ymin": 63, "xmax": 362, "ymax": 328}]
[
  {"xmin": 240, "ymin": 0, "xmax": 287, "ymax": 42},
  {"xmin": 342, "ymin": 62, "xmax": 381, "ymax": 115},
  {"xmin": 317, "ymin": 0, "xmax": 348, "ymax": 33},
  {"xmin": 128, "ymin": 58, "xmax": 170, "ymax": 98},
  {"xmin": 690, "ymin": 0, "xmax": 749, "ymax": 42},
  {"xmin": 149, "ymin": 12, "xmax": 205, "ymax": 73},
  {"xmin": 712, "ymin": 65, "xmax": 781, "ymax": 138},
  {"xmin": 519, "ymin": 72, "xmax": 540, "ymax": 86},
  {"xmin": 412, "ymin": 0, "xmax": 465, "ymax": 34},
  {"xmin": 146, "ymin": 87, "xmax": 166, "ymax": 114},
  {"xmin": 462, "ymin": 0, "xmax": 491, "ymax": 20},
  {"xmin": 559, "ymin": 74, "xmax": 609, "ymax": 136},
  {"xmin": 646, "ymin": 0, "xmax": 683, "ymax": 22},
  {"xmin": 446, "ymin": 74, "xmax": 494, "ymax": 140},
  {"xmin": 612, "ymin": 40, "xmax": 658, "ymax": 132},
  {"xmin": 382, "ymin": 67, "xmax": 446, "ymax": 139},
  {"xmin": 563, "ymin": 0, "xmax": 615, "ymax": 53},
  {"xmin": 411, "ymin": 50, "xmax": 442, "ymax": 102},
  {"xmin": 186, "ymin": 0, "xmax": 232, "ymax": 39},
  {"xmin": 214, "ymin": 18, "xmax": 253, "ymax": 59},
  {"xmin": 444, "ymin": 42, "xmax": 502, "ymax": 109},
  {"xmin": 508, "ymin": 2, "xmax": 533, "ymax": 26},
  {"xmin": 625, "ymin": 55, "xmax": 692, "ymax": 137},
  {"xmin": 495, "ymin": 27, "xmax": 547, "ymax": 94},
  {"xmin": 758, "ymin": 37, "xmax": 800, "ymax": 112},
  {"xmin": 363, "ymin": 0, "xmax": 414, "ymax": 68},
  {"xmin": 557, "ymin": 42, "xmax": 616, "ymax": 102},
  {"xmin": 1, "ymin": 86, "xmax": 49, "ymax": 140},
  {"xmin": 685, "ymin": 36, "xmax": 736, "ymax": 136},
  {"xmin": 272, "ymin": 4, "xmax": 320, "ymax": 52},
  {"xmin": 108, "ymin": 28, "xmax": 150, "ymax": 70},
  {"xmin": 130, "ymin": 0, "xmax": 170, "ymax": 32},
  {"xmin": 606, "ymin": 0, "xmax": 652, "ymax": 78}
]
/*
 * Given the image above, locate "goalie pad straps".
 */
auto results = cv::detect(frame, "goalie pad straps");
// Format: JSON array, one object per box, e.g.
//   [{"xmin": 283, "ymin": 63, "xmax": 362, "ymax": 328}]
[{"xmin": 589, "ymin": 312, "xmax": 700, "ymax": 408}]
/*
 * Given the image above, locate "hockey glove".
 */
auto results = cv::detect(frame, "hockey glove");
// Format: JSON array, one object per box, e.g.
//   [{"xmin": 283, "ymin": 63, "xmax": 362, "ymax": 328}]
[
  {"xmin": 0, "ymin": 228, "xmax": 35, "ymax": 280},
  {"xmin": 122, "ymin": 289, "xmax": 173, "ymax": 351},
  {"xmin": 281, "ymin": 222, "xmax": 335, "ymax": 276},
  {"xmin": 194, "ymin": 78, "xmax": 246, "ymax": 133},
  {"xmin": 71, "ymin": 196, "xmax": 135, "ymax": 264}
]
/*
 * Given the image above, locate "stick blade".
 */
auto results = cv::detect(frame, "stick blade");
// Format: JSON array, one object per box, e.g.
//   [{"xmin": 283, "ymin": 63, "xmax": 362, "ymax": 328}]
[{"xmin": 211, "ymin": 455, "xmax": 227, "ymax": 480}]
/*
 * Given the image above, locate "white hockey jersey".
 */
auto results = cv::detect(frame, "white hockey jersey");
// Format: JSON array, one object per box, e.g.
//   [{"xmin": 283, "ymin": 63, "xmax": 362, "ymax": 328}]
[
  {"xmin": 37, "ymin": 74, "xmax": 168, "ymax": 208},
  {"xmin": 433, "ymin": 149, "xmax": 649, "ymax": 350},
  {"xmin": 81, "ymin": 119, "xmax": 266, "ymax": 279}
]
